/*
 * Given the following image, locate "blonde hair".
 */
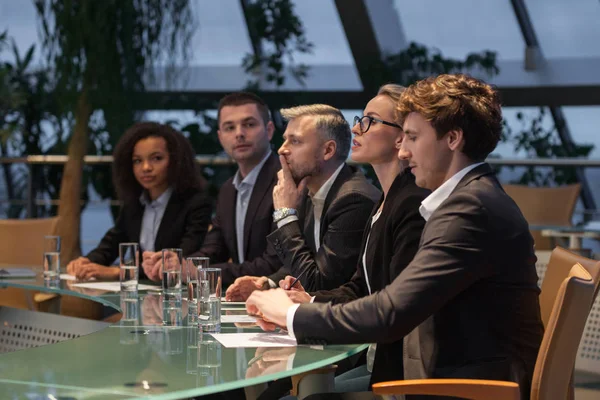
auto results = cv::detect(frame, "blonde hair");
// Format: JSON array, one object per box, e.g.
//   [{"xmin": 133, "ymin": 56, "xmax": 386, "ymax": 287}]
[
  {"xmin": 280, "ymin": 104, "xmax": 351, "ymax": 160},
  {"xmin": 377, "ymin": 83, "xmax": 406, "ymax": 124}
]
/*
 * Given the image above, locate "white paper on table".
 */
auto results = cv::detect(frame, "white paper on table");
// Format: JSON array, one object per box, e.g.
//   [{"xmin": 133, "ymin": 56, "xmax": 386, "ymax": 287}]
[
  {"xmin": 70, "ymin": 281, "xmax": 157, "ymax": 292},
  {"xmin": 220, "ymin": 315, "xmax": 257, "ymax": 324},
  {"xmin": 210, "ymin": 332, "xmax": 297, "ymax": 348},
  {"xmin": 60, "ymin": 273, "xmax": 97, "ymax": 281},
  {"xmin": 220, "ymin": 298, "xmax": 246, "ymax": 306}
]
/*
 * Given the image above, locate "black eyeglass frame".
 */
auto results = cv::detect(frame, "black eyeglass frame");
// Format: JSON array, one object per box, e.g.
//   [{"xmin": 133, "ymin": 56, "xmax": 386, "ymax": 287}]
[{"xmin": 353, "ymin": 115, "xmax": 402, "ymax": 134}]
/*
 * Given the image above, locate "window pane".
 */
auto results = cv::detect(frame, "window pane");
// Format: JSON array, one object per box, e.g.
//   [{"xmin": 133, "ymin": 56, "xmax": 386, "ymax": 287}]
[
  {"xmin": 393, "ymin": 0, "xmax": 525, "ymax": 61},
  {"xmin": 526, "ymin": 0, "xmax": 600, "ymax": 58}
]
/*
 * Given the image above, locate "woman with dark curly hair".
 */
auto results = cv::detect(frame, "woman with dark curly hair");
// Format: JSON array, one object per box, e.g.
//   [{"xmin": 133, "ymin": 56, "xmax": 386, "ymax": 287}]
[{"xmin": 67, "ymin": 122, "xmax": 212, "ymax": 280}]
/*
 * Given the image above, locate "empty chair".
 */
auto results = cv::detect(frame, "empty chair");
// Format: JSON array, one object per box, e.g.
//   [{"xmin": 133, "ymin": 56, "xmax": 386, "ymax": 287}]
[
  {"xmin": 0, "ymin": 217, "xmax": 60, "ymax": 310},
  {"xmin": 503, "ymin": 184, "xmax": 581, "ymax": 251}
]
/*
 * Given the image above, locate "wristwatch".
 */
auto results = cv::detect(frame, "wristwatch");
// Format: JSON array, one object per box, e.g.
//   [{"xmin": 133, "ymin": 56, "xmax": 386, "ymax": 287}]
[{"xmin": 273, "ymin": 207, "xmax": 297, "ymax": 223}]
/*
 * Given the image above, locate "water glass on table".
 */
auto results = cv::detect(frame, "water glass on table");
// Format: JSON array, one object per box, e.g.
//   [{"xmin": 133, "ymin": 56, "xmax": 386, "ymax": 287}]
[
  {"xmin": 198, "ymin": 268, "xmax": 221, "ymax": 333},
  {"xmin": 185, "ymin": 257, "xmax": 209, "ymax": 322},
  {"xmin": 43, "ymin": 235, "xmax": 61, "ymax": 280},
  {"xmin": 162, "ymin": 248, "xmax": 183, "ymax": 299},
  {"xmin": 119, "ymin": 243, "xmax": 139, "ymax": 292}
]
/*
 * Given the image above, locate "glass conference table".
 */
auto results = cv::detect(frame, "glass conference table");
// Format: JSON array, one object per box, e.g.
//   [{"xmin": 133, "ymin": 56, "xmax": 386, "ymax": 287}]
[{"xmin": 0, "ymin": 271, "xmax": 367, "ymax": 399}]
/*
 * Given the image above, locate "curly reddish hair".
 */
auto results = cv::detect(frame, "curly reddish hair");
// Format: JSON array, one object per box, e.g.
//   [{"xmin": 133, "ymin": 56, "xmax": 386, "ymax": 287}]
[{"xmin": 397, "ymin": 74, "xmax": 502, "ymax": 161}]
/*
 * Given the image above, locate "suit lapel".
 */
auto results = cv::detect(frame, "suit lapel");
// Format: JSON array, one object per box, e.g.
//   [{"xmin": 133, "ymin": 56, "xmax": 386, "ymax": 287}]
[
  {"xmin": 319, "ymin": 163, "xmax": 352, "ymax": 239},
  {"xmin": 221, "ymin": 182, "xmax": 239, "ymax": 263},
  {"xmin": 242, "ymin": 153, "xmax": 278, "ymax": 259},
  {"xmin": 303, "ymin": 199, "xmax": 317, "ymax": 251},
  {"xmin": 154, "ymin": 191, "xmax": 181, "ymax": 251},
  {"xmin": 452, "ymin": 163, "xmax": 494, "ymax": 194}
]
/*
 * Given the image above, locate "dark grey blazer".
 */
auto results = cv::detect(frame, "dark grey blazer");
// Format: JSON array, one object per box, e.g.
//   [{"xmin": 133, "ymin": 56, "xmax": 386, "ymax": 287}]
[
  {"xmin": 191, "ymin": 152, "xmax": 282, "ymax": 287},
  {"xmin": 293, "ymin": 164, "xmax": 544, "ymax": 399},
  {"xmin": 267, "ymin": 164, "xmax": 381, "ymax": 291}
]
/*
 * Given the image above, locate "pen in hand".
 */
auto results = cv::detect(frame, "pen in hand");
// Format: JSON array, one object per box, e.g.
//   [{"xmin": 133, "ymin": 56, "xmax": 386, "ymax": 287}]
[{"xmin": 285, "ymin": 270, "xmax": 308, "ymax": 290}]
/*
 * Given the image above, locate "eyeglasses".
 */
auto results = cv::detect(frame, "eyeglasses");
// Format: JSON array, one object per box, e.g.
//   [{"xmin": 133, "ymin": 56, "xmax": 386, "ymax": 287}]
[{"xmin": 353, "ymin": 115, "xmax": 402, "ymax": 134}]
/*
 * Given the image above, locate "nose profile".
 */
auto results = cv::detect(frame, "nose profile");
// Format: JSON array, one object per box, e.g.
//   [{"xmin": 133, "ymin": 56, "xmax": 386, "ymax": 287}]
[
  {"xmin": 278, "ymin": 145, "xmax": 289, "ymax": 156},
  {"xmin": 397, "ymin": 143, "xmax": 410, "ymax": 160}
]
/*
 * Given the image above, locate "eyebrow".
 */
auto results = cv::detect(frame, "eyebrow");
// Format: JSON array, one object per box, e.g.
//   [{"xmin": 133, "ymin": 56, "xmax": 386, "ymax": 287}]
[
  {"xmin": 365, "ymin": 111, "xmax": 381, "ymax": 118},
  {"xmin": 283, "ymin": 133, "xmax": 300, "ymax": 140},
  {"xmin": 222, "ymin": 116, "xmax": 259, "ymax": 126},
  {"xmin": 133, "ymin": 151, "xmax": 164, "ymax": 158},
  {"xmin": 403, "ymin": 128, "xmax": 418, "ymax": 134}
]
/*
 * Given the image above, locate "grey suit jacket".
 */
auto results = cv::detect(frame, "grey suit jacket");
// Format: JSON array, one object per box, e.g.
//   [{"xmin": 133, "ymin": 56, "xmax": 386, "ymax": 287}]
[
  {"xmin": 293, "ymin": 164, "xmax": 544, "ymax": 399},
  {"xmin": 267, "ymin": 164, "xmax": 381, "ymax": 291}
]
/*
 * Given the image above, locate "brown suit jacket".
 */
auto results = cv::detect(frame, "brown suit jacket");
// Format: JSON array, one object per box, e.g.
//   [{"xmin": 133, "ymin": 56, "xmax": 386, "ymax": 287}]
[
  {"xmin": 192, "ymin": 152, "xmax": 281, "ymax": 287},
  {"xmin": 293, "ymin": 164, "xmax": 544, "ymax": 399}
]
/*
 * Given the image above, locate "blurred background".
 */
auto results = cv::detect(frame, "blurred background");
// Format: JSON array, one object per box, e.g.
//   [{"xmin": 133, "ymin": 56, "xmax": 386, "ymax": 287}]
[{"xmin": 1, "ymin": 0, "xmax": 599, "ymax": 256}]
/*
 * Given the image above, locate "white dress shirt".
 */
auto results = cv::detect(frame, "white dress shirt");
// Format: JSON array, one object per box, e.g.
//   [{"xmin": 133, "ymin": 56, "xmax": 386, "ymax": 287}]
[
  {"xmin": 139, "ymin": 187, "xmax": 173, "ymax": 252},
  {"xmin": 286, "ymin": 162, "xmax": 485, "ymax": 339},
  {"xmin": 232, "ymin": 151, "xmax": 272, "ymax": 263}
]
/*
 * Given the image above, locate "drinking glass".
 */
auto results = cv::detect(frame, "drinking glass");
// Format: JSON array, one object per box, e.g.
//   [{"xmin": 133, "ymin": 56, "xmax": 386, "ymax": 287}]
[
  {"xmin": 197, "ymin": 268, "xmax": 221, "ymax": 332},
  {"xmin": 43, "ymin": 235, "xmax": 61, "ymax": 279},
  {"xmin": 119, "ymin": 243, "xmax": 139, "ymax": 292},
  {"xmin": 185, "ymin": 257, "xmax": 209, "ymax": 322},
  {"xmin": 162, "ymin": 248, "xmax": 183, "ymax": 299}
]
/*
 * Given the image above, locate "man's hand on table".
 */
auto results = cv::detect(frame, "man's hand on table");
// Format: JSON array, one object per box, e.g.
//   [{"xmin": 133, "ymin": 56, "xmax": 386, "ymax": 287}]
[
  {"xmin": 246, "ymin": 288, "xmax": 294, "ymax": 331},
  {"xmin": 279, "ymin": 275, "xmax": 312, "ymax": 304},
  {"xmin": 225, "ymin": 276, "xmax": 270, "ymax": 301}
]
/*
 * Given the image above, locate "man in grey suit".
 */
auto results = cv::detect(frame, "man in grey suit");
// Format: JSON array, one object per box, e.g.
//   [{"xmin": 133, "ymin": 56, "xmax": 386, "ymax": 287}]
[
  {"xmin": 246, "ymin": 74, "xmax": 544, "ymax": 399},
  {"xmin": 226, "ymin": 104, "xmax": 380, "ymax": 298}
]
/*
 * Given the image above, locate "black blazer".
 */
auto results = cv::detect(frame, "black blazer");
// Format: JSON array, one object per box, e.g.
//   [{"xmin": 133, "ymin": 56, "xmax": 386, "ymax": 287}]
[
  {"xmin": 293, "ymin": 164, "xmax": 544, "ymax": 399},
  {"xmin": 313, "ymin": 171, "xmax": 429, "ymax": 384},
  {"xmin": 267, "ymin": 164, "xmax": 381, "ymax": 291},
  {"xmin": 86, "ymin": 188, "xmax": 212, "ymax": 279},
  {"xmin": 192, "ymin": 152, "xmax": 282, "ymax": 287}
]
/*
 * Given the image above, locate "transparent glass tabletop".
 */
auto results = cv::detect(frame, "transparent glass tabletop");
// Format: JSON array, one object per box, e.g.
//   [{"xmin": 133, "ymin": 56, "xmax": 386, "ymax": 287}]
[{"xmin": 0, "ymin": 274, "xmax": 368, "ymax": 399}]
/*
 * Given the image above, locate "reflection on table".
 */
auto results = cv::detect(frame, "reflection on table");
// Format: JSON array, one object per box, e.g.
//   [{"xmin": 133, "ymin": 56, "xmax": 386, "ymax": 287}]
[{"xmin": 0, "ymin": 276, "xmax": 367, "ymax": 399}]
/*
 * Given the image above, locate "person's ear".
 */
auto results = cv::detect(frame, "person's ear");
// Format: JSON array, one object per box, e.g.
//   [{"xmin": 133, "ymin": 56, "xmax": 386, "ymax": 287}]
[
  {"xmin": 446, "ymin": 129, "xmax": 464, "ymax": 152},
  {"xmin": 323, "ymin": 140, "xmax": 337, "ymax": 161},
  {"xmin": 266, "ymin": 121, "xmax": 275, "ymax": 141}
]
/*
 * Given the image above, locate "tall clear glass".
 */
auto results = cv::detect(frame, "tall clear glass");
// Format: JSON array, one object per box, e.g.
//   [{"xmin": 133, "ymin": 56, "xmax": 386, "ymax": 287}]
[
  {"xmin": 185, "ymin": 257, "xmax": 209, "ymax": 323},
  {"xmin": 197, "ymin": 268, "xmax": 221, "ymax": 333},
  {"xmin": 43, "ymin": 235, "xmax": 61, "ymax": 279},
  {"xmin": 162, "ymin": 248, "xmax": 183, "ymax": 298},
  {"xmin": 119, "ymin": 243, "xmax": 139, "ymax": 292}
]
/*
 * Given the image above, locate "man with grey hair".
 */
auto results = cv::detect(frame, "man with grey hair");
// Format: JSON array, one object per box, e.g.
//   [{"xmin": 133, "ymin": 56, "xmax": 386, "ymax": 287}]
[{"xmin": 226, "ymin": 104, "xmax": 380, "ymax": 299}]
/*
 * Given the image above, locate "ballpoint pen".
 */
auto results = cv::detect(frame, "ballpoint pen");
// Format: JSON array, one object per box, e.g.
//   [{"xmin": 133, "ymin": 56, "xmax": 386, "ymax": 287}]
[{"xmin": 287, "ymin": 269, "xmax": 308, "ymax": 290}]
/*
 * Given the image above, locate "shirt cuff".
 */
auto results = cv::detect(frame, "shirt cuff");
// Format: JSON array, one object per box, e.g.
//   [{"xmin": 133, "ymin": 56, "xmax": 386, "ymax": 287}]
[
  {"xmin": 286, "ymin": 303, "xmax": 301, "ymax": 339},
  {"xmin": 310, "ymin": 296, "xmax": 316, "ymax": 303},
  {"xmin": 276, "ymin": 215, "xmax": 299, "ymax": 229},
  {"xmin": 267, "ymin": 278, "xmax": 278, "ymax": 289}
]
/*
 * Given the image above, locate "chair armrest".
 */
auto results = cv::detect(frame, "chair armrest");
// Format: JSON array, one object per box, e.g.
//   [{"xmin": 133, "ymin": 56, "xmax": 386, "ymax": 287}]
[{"xmin": 372, "ymin": 378, "xmax": 520, "ymax": 400}]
